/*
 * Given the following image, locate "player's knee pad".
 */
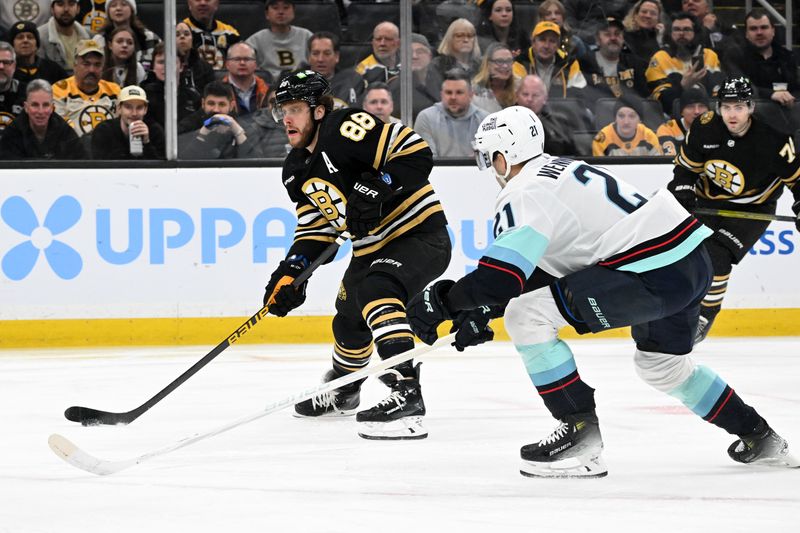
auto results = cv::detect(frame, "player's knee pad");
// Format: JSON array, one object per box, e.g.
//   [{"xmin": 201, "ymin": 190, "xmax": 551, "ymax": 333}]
[
  {"xmin": 331, "ymin": 313, "xmax": 373, "ymax": 373},
  {"xmin": 633, "ymin": 349, "xmax": 696, "ymax": 393},
  {"xmin": 358, "ymin": 273, "xmax": 414, "ymax": 361},
  {"xmin": 505, "ymin": 287, "xmax": 565, "ymax": 346},
  {"xmin": 704, "ymin": 240, "xmax": 734, "ymax": 276}
]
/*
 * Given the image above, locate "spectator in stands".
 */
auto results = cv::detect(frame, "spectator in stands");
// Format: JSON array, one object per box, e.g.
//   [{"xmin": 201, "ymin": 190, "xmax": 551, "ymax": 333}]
[
  {"xmin": 623, "ymin": 0, "xmax": 665, "ymax": 63},
  {"xmin": 414, "ymin": 69, "xmax": 488, "ymax": 158},
  {"xmin": 78, "ymin": 0, "xmax": 107, "ymax": 35},
  {"xmin": 580, "ymin": 16, "xmax": 649, "ymax": 100},
  {"xmin": 562, "ymin": 0, "xmax": 629, "ymax": 44},
  {"xmin": 178, "ymin": 79, "xmax": 234, "ymax": 134},
  {"xmin": 657, "ymin": 87, "xmax": 708, "ymax": 155},
  {"xmin": 593, "ymin": 96, "xmax": 662, "ymax": 156},
  {"xmin": 475, "ymin": 0, "xmax": 529, "ymax": 59},
  {"xmin": 681, "ymin": 0, "xmax": 734, "ymax": 53},
  {"xmin": 1, "ymin": 1, "xmax": 50, "ymax": 32},
  {"xmin": 723, "ymin": 9, "xmax": 798, "ymax": 110},
  {"xmin": 222, "ymin": 41, "xmax": 268, "ymax": 116},
  {"xmin": 91, "ymin": 83, "xmax": 163, "ymax": 158},
  {"xmin": 356, "ymin": 21, "xmax": 401, "ymax": 85},
  {"xmin": 432, "ymin": 18, "xmax": 482, "ymax": 81},
  {"xmin": 184, "ymin": 0, "xmax": 241, "ymax": 70},
  {"xmin": 389, "ymin": 33, "xmax": 442, "ymax": 121},
  {"xmin": 0, "ymin": 78, "xmax": 85, "ymax": 159},
  {"xmin": 92, "ymin": 0, "xmax": 160, "ymax": 70},
  {"xmin": 515, "ymin": 74, "xmax": 576, "ymax": 156},
  {"xmin": 645, "ymin": 12, "xmax": 723, "ymax": 114},
  {"xmin": 538, "ymin": 0, "xmax": 587, "ymax": 61},
  {"xmin": 53, "ymin": 39, "xmax": 120, "ymax": 136},
  {"xmin": 100, "ymin": 25, "xmax": 145, "ymax": 86},
  {"xmin": 141, "ymin": 42, "xmax": 201, "ymax": 127},
  {"xmin": 303, "ymin": 31, "xmax": 365, "ymax": 109},
  {"xmin": 246, "ymin": 0, "xmax": 312, "ymax": 81},
  {"xmin": 472, "ymin": 42, "xmax": 520, "ymax": 114},
  {"xmin": 235, "ymin": 88, "xmax": 289, "ymax": 158},
  {"xmin": 362, "ymin": 82, "xmax": 399, "ymax": 124},
  {"xmin": 10, "ymin": 20, "xmax": 68, "ymax": 85},
  {"xmin": 0, "ymin": 42, "xmax": 26, "ymax": 134},
  {"xmin": 176, "ymin": 20, "xmax": 214, "ymax": 96},
  {"xmin": 517, "ymin": 21, "xmax": 586, "ymax": 99},
  {"xmin": 38, "ymin": 0, "xmax": 91, "ymax": 73}
]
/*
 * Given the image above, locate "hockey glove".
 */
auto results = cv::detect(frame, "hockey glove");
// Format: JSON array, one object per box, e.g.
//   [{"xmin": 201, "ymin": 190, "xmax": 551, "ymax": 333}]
[
  {"xmin": 263, "ymin": 255, "xmax": 310, "ymax": 317},
  {"xmin": 671, "ymin": 183, "xmax": 697, "ymax": 212},
  {"xmin": 793, "ymin": 200, "xmax": 800, "ymax": 232},
  {"xmin": 407, "ymin": 280, "xmax": 455, "ymax": 345},
  {"xmin": 346, "ymin": 172, "xmax": 394, "ymax": 239},
  {"xmin": 450, "ymin": 306, "xmax": 495, "ymax": 352}
]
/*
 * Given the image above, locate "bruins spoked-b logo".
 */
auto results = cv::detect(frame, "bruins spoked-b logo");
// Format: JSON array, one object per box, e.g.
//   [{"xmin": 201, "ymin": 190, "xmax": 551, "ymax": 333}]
[
  {"xmin": 303, "ymin": 178, "xmax": 347, "ymax": 229},
  {"xmin": 705, "ymin": 159, "xmax": 744, "ymax": 195},
  {"xmin": 78, "ymin": 104, "xmax": 114, "ymax": 135},
  {"xmin": 13, "ymin": 0, "xmax": 42, "ymax": 20}
]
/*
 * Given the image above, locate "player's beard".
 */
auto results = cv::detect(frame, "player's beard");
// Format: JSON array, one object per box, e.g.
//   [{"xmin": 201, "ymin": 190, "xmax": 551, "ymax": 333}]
[{"xmin": 293, "ymin": 120, "xmax": 318, "ymax": 149}]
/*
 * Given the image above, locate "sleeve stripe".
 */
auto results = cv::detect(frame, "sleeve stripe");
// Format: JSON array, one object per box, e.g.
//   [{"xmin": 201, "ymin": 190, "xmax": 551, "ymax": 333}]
[
  {"xmin": 477, "ymin": 260, "xmax": 525, "ymax": 290},
  {"xmin": 372, "ymin": 123, "xmax": 392, "ymax": 169},
  {"xmin": 389, "ymin": 139, "xmax": 430, "ymax": 161}
]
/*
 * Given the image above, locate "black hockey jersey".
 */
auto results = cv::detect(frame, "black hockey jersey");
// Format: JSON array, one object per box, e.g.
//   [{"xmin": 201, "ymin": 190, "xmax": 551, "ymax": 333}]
[
  {"xmin": 282, "ymin": 108, "xmax": 446, "ymax": 260},
  {"xmin": 673, "ymin": 111, "xmax": 800, "ymax": 207}
]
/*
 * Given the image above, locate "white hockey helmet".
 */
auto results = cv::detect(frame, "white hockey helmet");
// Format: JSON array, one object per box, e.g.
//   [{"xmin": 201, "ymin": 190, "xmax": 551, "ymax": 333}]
[{"xmin": 472, "ymin": 106, "xmax": 545, "ymax": 186}]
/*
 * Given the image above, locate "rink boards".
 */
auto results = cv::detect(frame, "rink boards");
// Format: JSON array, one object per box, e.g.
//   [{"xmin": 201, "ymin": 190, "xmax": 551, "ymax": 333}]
[{"xmin": 0, "ymin": 164, "xmax": 797, "ymax": 346}]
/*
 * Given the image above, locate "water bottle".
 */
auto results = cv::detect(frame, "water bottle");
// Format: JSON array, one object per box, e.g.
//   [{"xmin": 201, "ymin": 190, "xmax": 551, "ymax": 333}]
[{"xmin": 129, "ymin": 128, "xmax": 143, "ymax": 157}]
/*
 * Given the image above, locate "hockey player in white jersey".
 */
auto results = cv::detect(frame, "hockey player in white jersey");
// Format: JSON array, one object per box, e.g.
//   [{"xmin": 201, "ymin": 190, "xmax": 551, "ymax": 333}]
[{"xmin": 407, "ymin": 106, "xmax": 798, "ymax": 478}]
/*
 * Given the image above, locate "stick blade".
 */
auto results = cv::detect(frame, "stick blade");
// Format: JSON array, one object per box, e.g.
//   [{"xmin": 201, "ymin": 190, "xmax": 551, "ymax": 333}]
[
  {"xmin": 48, "ymin": 434, "xmax": 134, "ymax": 476},
  {"xmin": 64, "ymin": 406, "xmax": 129, "ymax": 426}
]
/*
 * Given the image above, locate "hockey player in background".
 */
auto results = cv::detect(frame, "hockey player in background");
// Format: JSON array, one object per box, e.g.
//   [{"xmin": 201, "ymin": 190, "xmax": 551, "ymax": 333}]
[
  {"xmin": 667, "ymin": 76, "xmax": 800, "ymax": 343},
  {"xmin": 406, "ymin": 105, "xmax": 797, "ymax": 477},
  {"xmin": 263, "ymin": 70, "xmax": 450, "ymax": 440}
]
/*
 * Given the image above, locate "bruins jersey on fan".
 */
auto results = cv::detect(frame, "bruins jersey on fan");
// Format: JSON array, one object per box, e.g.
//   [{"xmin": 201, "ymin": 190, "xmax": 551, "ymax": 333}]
[
  {"xmin": 282, "ymin": 108, "xmax": 447, "ymax": 260},
  {"xmin": 592, "ymin": 123, "xmax": 662, "ymax": 156},
  {"xmin": 183, "ymin": 16, "xmax": 241, "ymax": 70},
  {"xmin": 53, "ymin": 76, "xmax": 120, "ymax": 137},
  {"xmin": 673, "ymin": 111, "xmax": 800, "ymax": 206},
  {"xmin": 657, "ymin": 118, "xmax": 687, "ymax": 156},
  {"xmin": 0, "ymin": 78, "xmax": 25, "ymax": 131}
]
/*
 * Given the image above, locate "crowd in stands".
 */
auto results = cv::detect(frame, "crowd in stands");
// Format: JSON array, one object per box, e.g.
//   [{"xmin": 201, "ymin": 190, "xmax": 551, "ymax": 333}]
[{"xmin": 0, "ymin": 0, "xmax": 798, "ymax": 161}]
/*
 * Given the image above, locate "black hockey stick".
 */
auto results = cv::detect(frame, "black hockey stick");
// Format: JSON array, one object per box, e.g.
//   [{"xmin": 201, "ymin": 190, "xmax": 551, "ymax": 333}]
[
  {"xmin": 64, "ymin": 232, "xmax": 351, "ymax": 426},
  {"xmin": 693, "ymin": 208, "xmax": 797, "ymax": 223}
]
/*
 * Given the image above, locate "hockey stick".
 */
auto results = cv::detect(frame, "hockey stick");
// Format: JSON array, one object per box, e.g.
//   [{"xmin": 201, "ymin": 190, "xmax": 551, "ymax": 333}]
[
  {"xmin": 64, "ymin": 232, "xmax": 351, "ymax": 427},
  {"xmin": 49, "ymin": 333, "xmax": 457, "ymax": 476},
  {"xmin": 693, "ymin": 208, "xmax": 797, "ymax": 223}
]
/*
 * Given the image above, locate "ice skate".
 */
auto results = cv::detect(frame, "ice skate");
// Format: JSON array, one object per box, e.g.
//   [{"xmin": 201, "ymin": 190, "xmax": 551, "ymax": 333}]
[
  {"xmin": 694, "ymin": 315, "xmax": 714, "ymax": 345},
  {"xmin": 356, "ymin": 364, "xmax": 427, "ymax": 440},
  {"xmin": 728, "ymin": 422, "xmax": 800, "ymax": 468},
  {"xmin": 294, "ymin": 369, "xmax": 360, "ymax": 417},
  {"xmin": 520, "ymin": 411, "xmax": 607, "ymax": 478}
]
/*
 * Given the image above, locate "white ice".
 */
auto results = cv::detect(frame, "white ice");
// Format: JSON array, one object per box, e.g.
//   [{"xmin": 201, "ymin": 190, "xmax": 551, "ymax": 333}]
[{"xmin": 1, "ymin": 337, "xmax": 798, "ymax": 533}]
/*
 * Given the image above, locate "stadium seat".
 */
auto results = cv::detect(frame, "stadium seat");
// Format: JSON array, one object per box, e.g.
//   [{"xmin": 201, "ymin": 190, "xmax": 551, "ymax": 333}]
[
  {"xmin": 294, "ymin": 2, "xmax": 343, "ymax": 39},
  {"xmin": 572, "ymin": 131, "xmax": 597, "ymax": 157},
  {"xmin": 513, "ymin": 2, "xmax": 538, "ymax": 38},
  {"xmin": 339, "ymin": 42, "xmax": 372, "ymax": 70},
  {"xmin": 753, "ymin": 99, "xmax": 792, "ymax": 135},
  {"xmin": 548, "ymin": 97, "xmax": 592, "ymax": 132},
  {"xmin": 345, "ymin": 3, "xmax": 400, "ymax": 42}
]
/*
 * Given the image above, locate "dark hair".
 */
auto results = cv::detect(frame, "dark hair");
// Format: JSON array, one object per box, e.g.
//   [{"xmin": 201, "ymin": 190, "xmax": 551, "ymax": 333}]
[
  {"xmin": 308, "ymin": 31, "xmax": 340, "ymax": 53},
  {"xmin": 443, "ymin": 69, "xmax": 471, "ymax": 85},
  {"xmin": 101, "ymin": 25, "xmax": 140, "ymax": 87},
  {"xmin": 744, "ymin": 8, "xmax": 774, "ymax": 27},
  {"xmin": 204, "ymin": 80, "xmax": 234, "ymax": 100},
  {"xmin": 365, "ymin": 81, "xmax": 391, "ymax": 94},
  {"xmin": 152, "ymin": 41, "xmax": 165, "ymax": 59},
  {"xmin": 97, "ymin": 9, "xmax": 150, "ymax": 52},
  {"xmin": 670, "ymin": 11, "xmax": 700, "ymax": 33}
]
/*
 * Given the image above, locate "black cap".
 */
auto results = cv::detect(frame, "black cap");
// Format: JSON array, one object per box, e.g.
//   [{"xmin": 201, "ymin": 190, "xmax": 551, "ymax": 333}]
[
  {"xmin": 680, "ymin": 88, "xmax": 709, "ymax": 110},
  {"xmin": 598, "ymin": 16, "xmax": 625, "ymax": 32},
  {"xmin": 614, "ymin": 95, "xmax": 643, "ymax": 119},
  {"xmin": 8, "ymin": 20, "xmax": 40, "ymax": 48}
]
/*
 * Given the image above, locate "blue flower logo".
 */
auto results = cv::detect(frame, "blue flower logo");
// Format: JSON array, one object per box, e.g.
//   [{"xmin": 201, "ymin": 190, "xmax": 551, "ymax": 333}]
[{"xmin": 1, "ymin": 196, "xmax": 83, "ymax": 280}]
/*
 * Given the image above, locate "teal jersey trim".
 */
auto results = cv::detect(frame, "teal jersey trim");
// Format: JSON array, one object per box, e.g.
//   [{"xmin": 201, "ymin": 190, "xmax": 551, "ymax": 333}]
[
  {"xmin": 485, "ymin": 225, "xmax": 549, "ymax": 279},
  {"xmin": 518, "ymin": 339, "xmax": 577, "ymax": 387},
  {"xmin": 617, "ymin": 225, "xmax": 713, "ymax": 273},
  {"xmin": 668, "ymin": 365, "xmax": 727, "ymax": 417}
]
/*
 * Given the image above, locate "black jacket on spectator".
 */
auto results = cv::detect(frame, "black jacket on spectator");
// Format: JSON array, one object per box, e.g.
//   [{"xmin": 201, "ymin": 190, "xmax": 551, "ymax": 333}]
[
  {"xmin": 179, "ymin": 108, "xmax": 289, "ymax": 160},
  {"xmin": 180, "ymin": 48, "xmax": 214, "ymax": 96},
  {"xmin": 723, "ymin": 41, "xmax": 799, "ymax": 101},
  {"xmin": 178, "ymin": 108, "xmax": 211, "ymax": 134},
  {"xmin": 624, "ymin": 28, "xmax": 660, "ymax": 63},
  {"xmin": 579, "ymin": 50, "xmax": 650, "ymax": 99},
  {"xmin": 0, "ymin": 111, "xmax": 84, "ymax": 159},
  {"xmin": 140, "ymin": 71, "xmax": 201, "ymax": 127},
  {"xmin": 539, "ymin": 104, "xmax": 577, "ymax": 156},
  {"xmin": 91, "ymin": 117, "xmax": 165, "ymax": 159},
  {"xmin": 14, "ymin": 56, "xmax": 68, "ymax": 85}
]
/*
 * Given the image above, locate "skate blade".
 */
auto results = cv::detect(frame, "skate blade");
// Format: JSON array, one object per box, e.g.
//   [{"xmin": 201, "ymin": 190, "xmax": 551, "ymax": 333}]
[
  {"xmin": 358, "ymin": 416, "xmax": 428, "ymax": 440},
  {"xmin": 750, "ymin": 451, "xmax": 800, "ymax": 469},
  {"xmin": 520, "ymin": 454, "xmax": 608, "ymax": 479},
  {"xmin": 292, "ymin": 407, "xmax": 358, "ymax": 418}
]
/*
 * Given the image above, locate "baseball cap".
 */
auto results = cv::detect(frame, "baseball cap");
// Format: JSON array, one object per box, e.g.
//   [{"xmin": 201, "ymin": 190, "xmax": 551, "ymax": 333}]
[
  {"xmin": 532, "ymin": 21, "xmax": 561, "ymax": 38},
  {"xmin": 119, "ymin": 85, "xmax": 149, "ymax": 103},
  {"xmin": 9, "ymin": 21, "xmax": 40, "ymax": 48},
  {"xmin": 74, "ymin": 39, "xmax": 104, "ymax": 58}
]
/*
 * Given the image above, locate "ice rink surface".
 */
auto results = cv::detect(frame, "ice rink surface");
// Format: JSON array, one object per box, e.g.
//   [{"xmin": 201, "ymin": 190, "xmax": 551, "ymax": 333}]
[{"xmin": 1, "ymin": 337, "xmax": 798, "ymax": 533}]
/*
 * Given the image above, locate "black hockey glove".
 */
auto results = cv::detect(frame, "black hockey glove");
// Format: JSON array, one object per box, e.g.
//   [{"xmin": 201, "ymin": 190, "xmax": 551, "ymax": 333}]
[
  {"xmin": 407, "ymin": 280, "xmax": 455, "ymax": 345},
  {"xmin": 793, "ymin": 200, "xmax": 800, "ymax": 232},
  {"xmin": 263, "ymin": 255, "xmax": 310, "ymax": 317},
  {"xmin": 671, "ymin": 183, "xmax": 696, "ymax": 212},
  {"xmin": 450, "ymin": 306, "xmax": 495, "ymax": 352},
  {"xmin": 346, "ymin": 172, "xmax": 394, "ymax": 239}
]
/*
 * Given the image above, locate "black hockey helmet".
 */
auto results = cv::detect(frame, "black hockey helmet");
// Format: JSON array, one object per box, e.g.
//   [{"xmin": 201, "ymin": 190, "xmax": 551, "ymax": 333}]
[
  {"xmin": 717, "ymin": 77, "xmax": 753, "ymax": 103},
  {"xmin": 274, "ymin": 69, "xmax": 330, "ymax": 108}
]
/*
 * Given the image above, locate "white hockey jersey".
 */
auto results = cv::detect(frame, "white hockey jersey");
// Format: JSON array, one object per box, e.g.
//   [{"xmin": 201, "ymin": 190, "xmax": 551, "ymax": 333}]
[{"xmin": 486, "ymin": 154, "xmax": 712, "ymax": 278}]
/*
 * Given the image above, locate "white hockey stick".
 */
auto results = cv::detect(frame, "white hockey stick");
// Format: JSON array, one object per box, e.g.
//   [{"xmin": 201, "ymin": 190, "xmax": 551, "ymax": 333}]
[{"xmin": 48, "ymin": 333, "xmax": 457, "ymax": 476}]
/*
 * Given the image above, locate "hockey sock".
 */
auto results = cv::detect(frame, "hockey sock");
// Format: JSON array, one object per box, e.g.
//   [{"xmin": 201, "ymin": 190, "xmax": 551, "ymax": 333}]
[
  {"xmin": 668, "ymin": 365, "xmax": 762, "ymax": 435},
  {"xmin": 331, "ymin": 313, "xmax": 373, "ymax": 389},
  {"xmin": 699, "ymin": 273, "xmax": 728, "ymax": 322},
  {"xmin": 363, "ymin": 297, "xmax": 416, "ymax": 378},
  {"xmin": 517, "ymin": 339, "xmax": 596, "ymax": 418}
]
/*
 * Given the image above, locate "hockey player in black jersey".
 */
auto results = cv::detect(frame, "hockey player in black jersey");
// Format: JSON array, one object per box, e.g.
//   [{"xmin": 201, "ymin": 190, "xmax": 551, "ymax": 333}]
[
  {"xmin": 668, "ymin": 76, "xmax": 800, "ymax": 343},
  {"xmin": 263, "ymin": 70, "xmax": 451, "ymax": 440}
]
